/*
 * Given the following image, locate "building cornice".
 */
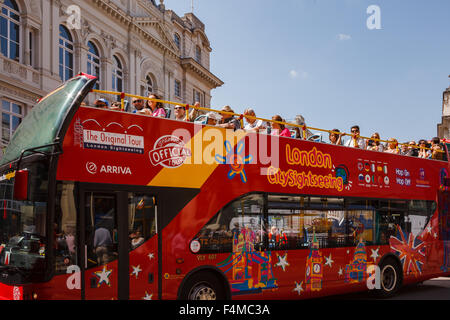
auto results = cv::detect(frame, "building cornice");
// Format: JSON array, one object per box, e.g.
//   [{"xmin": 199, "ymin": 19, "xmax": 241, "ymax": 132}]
[
  {"xmin": 181, "ymin": 57, "xmax": 224, "ymax": 89},
  {"xmin": 90, "ymin": 0, "xmax": 180, "ymax": 59}
]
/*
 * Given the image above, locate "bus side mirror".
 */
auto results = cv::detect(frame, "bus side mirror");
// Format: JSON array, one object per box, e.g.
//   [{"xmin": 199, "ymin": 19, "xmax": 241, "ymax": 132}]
[{"xmin": 13, "ymin": 169, "xmax": 29, "ymax": 201}]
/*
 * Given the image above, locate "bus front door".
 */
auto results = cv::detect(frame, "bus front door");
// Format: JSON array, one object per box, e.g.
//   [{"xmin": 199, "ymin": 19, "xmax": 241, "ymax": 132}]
[{"xmin": 81, "ymin": 190, "xmax": 129, "ymax": 300}]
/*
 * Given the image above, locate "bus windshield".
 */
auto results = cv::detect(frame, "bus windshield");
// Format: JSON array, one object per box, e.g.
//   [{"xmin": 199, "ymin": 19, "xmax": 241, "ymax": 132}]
[
  {"xmin": 0, "ymin": 76, "xmax": 89, "ymax": 166},
  {"xmin": 0, "ymin": 159, "xmax": 49, "ymax": 281}
]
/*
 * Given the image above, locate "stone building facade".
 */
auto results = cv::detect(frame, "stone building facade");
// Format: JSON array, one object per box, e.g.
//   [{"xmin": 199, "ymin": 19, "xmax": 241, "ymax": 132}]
[
  {"xmin": 437, "ymin": 85, "xmax": 450, "ymax": 139},
  {"xmin": 0, "ymin": 0, "xmax": 223, "ymax": 149}
]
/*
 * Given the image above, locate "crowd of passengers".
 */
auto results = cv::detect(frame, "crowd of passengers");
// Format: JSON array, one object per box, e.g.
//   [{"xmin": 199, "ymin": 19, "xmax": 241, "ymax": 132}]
[{"xmin": 89, "ymin": 96, "xmax": 446, "ymax": 161}]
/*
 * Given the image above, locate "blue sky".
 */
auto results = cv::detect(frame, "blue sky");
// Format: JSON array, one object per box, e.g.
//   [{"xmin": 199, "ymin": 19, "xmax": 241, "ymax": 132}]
[{"xmin": 164, "ymin": 0, "xmax": 450, "ymax": 143}]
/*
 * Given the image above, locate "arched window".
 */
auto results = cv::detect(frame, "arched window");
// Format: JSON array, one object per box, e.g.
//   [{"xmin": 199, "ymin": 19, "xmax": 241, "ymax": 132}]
[
  {"xmin": 112, "ymin": 55, "xmax": 123, "ymax": 97},
  {"xmin": 174, "ymin": 33, "xmax": 181, "ymax": 50},
  {"xmin": 87, "ymin": 41, "xmax": 100, "ymax": 89},
  {"xmin": 145, "ymin": 75, "xmax": 154, "ymax": 96},
  {"xmin": 58, "ymin": 25, "xmax": 74, "ymax": 82},
  {"xmin": 0, "ymin": 0, "xmax": 20, "ymax": 61}
]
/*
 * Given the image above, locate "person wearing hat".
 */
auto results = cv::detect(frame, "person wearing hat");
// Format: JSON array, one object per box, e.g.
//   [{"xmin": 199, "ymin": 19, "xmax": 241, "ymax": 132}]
[
  {"xmin": 205, "ymin": 111, "xmax": 221, "ymax": 126},
  {"xmin": 94, "ymin": 98, "xmax": 109, "ymax": 109},
  {"xmin": 218, "ymin": 105, "xmax": 241, "ymax": 130}
]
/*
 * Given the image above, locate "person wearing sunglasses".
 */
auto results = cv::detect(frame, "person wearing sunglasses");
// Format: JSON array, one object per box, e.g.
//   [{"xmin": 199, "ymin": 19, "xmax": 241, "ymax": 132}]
[
  {"xmin": 366, "ymin": 132, "xmax": 384, "ymax": 152},
  {"xmin": 131, "ymin": 97, "xmax": 150, "ymax": 115},
  {"xmin": 174, "ymin": 105, "xmax": 186, "ymax": 121},
  {"xmin": 418, "ymin": 139, "xmax": 431, "ymax": 159},
  {"xmin": 344, "ymin": 125, "xmax": 365, "ymax": 149}
]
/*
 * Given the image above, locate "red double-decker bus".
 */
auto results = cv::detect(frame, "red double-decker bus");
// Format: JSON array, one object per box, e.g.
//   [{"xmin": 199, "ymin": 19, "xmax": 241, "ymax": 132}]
[{"xmin": 0, "ymin": 74, "xmax": 449, "ymax": 300}]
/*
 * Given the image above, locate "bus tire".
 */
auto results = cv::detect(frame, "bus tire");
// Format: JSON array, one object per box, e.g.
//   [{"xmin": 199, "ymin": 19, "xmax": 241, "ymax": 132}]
[
  {"xmin": 374, "ymin": 257, "xmax": 402, "ymax": 298},
  {"xmin": 179, "ymin": 270, "xmax": 227, "ymax": 300}
]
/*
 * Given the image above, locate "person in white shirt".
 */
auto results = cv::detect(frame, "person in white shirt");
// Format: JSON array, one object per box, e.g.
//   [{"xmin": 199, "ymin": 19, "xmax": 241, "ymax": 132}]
[
  {"xmin": 243, "ymin": 108, "xmax": 265, "ymax": 132},
  {"xmin": 345, "ymin": 125, "xmax": 365, "ymax": 149}
]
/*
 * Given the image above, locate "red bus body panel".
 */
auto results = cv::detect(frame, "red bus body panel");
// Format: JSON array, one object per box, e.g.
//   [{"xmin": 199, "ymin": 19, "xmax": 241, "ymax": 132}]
[{"xmin": 4, "ymin": 107, "xmax": 450, "ymax": 299}]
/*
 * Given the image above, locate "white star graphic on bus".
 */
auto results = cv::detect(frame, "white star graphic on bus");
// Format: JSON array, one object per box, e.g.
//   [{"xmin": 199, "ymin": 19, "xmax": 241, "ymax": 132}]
[
  {"xmin": 370, "ymin": 248, "xmax": 380, "ymax": 262},
  {"xmin": 426, "ymin": 224, "xmax": 433, "ymax": 234},
  {"xmin": 275, "ymin": 253, "xmax": 289, "ymax": 271},
  {"xmin": 338, "ymin": 267, "xmax": 343, "ymax": 276},
  {"xmin": 325, "ymin": 254, "xmax": 334, "ymax": 267},
  {"xmin": 95, "ymin": 266, "xmax": 112, "ymax": 287},
  {"xmin": 148, "ymin": 253, "xmax": 155, "ymax": 260},
  {"xmin": 131, "ymin": 265, "xmax": 142, "ymax": 279},
  {"xmin": 143, "ymin": 291, "xmax": 153, "ymax": 300},
  {"xmin": 293, "ymin": 281, "xmax": 304, "ymax": 295}
]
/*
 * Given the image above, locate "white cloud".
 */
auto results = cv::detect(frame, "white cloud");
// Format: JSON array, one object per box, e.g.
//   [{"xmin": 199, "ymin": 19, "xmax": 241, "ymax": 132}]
[
  {"xmin": 289, "ymin": 70, "xmax": 308, "ymax": 80},
  {"xmin": 289, "ymin": 70, "xmax": 298, "ymax": 79},
  {"xmin": 337, "ymin": 33, "xmax": 352, "ymax": 41}
]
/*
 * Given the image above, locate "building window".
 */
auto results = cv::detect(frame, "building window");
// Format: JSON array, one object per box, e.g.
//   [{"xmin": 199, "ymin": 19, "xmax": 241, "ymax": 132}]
[
  {"xmin": 59, "ymin": 25, "xmax": 74, "ymax": 82},
  {"xmin": 1, "ymin": 99, "xmax": 23, "ymax": 144},
  {"xmin": 112, "ymin": 55, "xmax": 123, "ymax": 96},
  {"xmin": 29, "ymin": 31, "xmax": 33, "ymax": 67},
  {"xmin": 87, "ymin": 41, "xmax": 100, "ymax": 89},
  {"xmin": 145, "ymin": 75, "xmax": 154, "ymax": 96},
  {"xmin": 195, "ymin": 45, "xmax": 201, "ymax": 64},
  {"xmin": 174, "ymin": 33, "xmax": 181, "ymax": 50},
  {"xmin": 174, "ymin": 79, "xmax": 181, "ymax": 98},
  {"xmin": 0, "ymin": 0, "xmax": 20, "ymax": 61},
  {"xmin": 193, "ymin": 88, "xmax": 203, "ymax": 106}
]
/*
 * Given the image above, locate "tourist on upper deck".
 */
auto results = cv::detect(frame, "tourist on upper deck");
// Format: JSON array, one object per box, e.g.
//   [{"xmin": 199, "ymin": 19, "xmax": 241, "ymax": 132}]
[
  {"xmin": 110, "ymin": 101, "xmax": 122, "ymax": 111},
  {"xmin": 243, "ymin": 108, "xmax": 265, "ymax": 132},
  {"xmin": 94, "ymin": 98, "xmax": 109, "ymax": 109},
  {"xmin": 344, "ymin": 125, "xmax": 365, "ymax": 148},
  {"xmin": 174, "ymin": 105, "xmax": 186, "ymax": 121},
  {"xmin": 218, "ymin": 106, "xmax": 241, "ymax": 130},
  {"xmin": 271, "ymin": 115, "xmax": 291, "ymax": 137},
  {"xmin": 132, "ymin": 97, "xmax": 150, "ymax": 115},
  {"xmin": 329, "ymin": 129, "xmax": 343, "ymax": 145},
  {"xmin": 399, "ymin": 142, "xmax": 409, "ymax": 155},
  {"xmin": 366, "ymin": 132, "xmax": 384, "ymax": 152},
  {"xmin": 430, "ymin": 137, "xmax": 444, "ymax": 160},
  {"xmin": 205, "ymin": 111, "xmax": 221, "ymax": 126},
  {"xmin": 418, "ymin": 139, "xmax": 431, "ymax": 158},
  {"xmin": 384, "ymin": 138, "xmax": 399, "ymax": 154},
  {"xmin": 146, "ymin": 93, "xmax": 166, "ymax": 118},
  {"xmin": 406, "ymin": 141, "xmax": 419, "ymax": 157}
]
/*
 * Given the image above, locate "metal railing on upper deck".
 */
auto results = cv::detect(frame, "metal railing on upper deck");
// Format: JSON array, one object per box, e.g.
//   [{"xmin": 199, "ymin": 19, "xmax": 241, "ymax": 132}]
[{"xmin": 90, "ymin": 89, "xmax": 446, "ymax": 156}]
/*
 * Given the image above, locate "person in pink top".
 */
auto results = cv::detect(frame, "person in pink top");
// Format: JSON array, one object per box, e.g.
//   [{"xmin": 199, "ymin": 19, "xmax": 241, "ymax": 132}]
[
  {"xmin": 271, "ymin": 115, "xmax": 291, "ymax": 137},
  {"xmin": 146, "ymin": 93, "xmax": 166, "ymax": 118}
]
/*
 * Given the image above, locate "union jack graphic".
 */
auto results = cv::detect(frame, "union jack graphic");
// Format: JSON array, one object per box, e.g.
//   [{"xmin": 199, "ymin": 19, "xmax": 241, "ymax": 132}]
[{"xmin": 389, "ymin": 225, "xmax": 426, "ymax": 277}]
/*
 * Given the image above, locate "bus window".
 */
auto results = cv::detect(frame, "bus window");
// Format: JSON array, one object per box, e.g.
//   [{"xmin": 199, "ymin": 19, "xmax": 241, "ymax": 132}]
[
  {"xmin": 376, "ymin": 200, "xmax": 407, "ymax": 245},
  {"xmin": 267, "ymin": 195, "xmax": 308, "ymax": 250},
  {"xmin": 346, "ymin": 210, "xmax": 374, "ymax": 246},
  {"xmin": 54, "ymin": 182, "xmax": 77, "ymax": 274},
  {"xmin": 128, "ymin": 194, "xmax": 157, "ymax": 250},
  {"xmin": 407, "ymin": 200, "xmax": 436, "ymax": 237},
  {"xmin": 267, "ymin": 195, "xmax": 346, "ymax": 249},
  {"xmin": 192, "ymin": 194, "xmax": 264, "ymax": 254}
]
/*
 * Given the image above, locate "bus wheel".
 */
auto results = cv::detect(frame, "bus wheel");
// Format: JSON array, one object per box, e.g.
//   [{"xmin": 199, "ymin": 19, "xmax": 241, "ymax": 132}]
[
  {"xmin": 375, "ymin": 258, "xmax": 402, "ymax": 298},
  {"xmin": 180, "ymin": 271, "xmax": 226, "ymax": 300}
]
